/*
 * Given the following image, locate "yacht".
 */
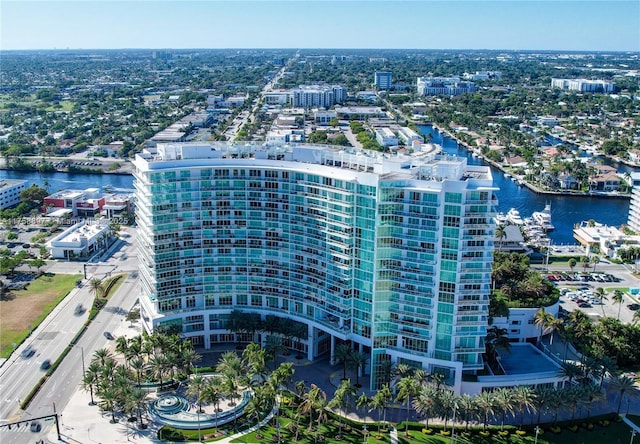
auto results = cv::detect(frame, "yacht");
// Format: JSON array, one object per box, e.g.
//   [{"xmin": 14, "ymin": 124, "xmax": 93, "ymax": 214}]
[
  {"xmin": 506, "ymin": 208, "xmax": 524, "ymax": 225},
  {"xmin": 532, "ymin": 203, "xmax": 555, "ymax": 231},
  {"xmin": 494, "ymin": 212, "xmax": 508, "ymax": 225}
]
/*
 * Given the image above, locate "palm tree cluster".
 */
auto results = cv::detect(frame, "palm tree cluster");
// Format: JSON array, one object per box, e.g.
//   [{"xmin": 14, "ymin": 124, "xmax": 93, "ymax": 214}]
[
  {"xmin": 540, "ymin": 307, "xmax": 640, "ymax": 369},
  {"xmin": 83, "ymin": 332, "xmax": 200, "ymax": 426},
  {"xmin": 491, "ymin": 252, "xmax": 558, "ymax": 309},
  {"xmin": 83, "ymin": 347, "xmax": 150, "ymax": 428}
]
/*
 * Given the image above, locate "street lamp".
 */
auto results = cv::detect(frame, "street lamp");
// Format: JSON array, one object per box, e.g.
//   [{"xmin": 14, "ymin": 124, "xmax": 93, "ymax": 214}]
[
  {"xmin": 631, "ymin": 429, "xmax": 638, "ymax": 444},
  {"xmin": 362, "ymin": 425, "xmax": 368, "ymax": 444},
  {"xmin": 450, "ymin": 402, "xmax": 458, "ymax": 444},
  {"xmin": 534, "ymin": 426, "xmax": 541, "ymax": 444}
]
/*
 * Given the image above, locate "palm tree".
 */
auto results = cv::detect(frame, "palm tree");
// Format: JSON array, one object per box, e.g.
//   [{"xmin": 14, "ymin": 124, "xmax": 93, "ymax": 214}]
[
  {"xmin": 610, "ymin": 374, "xmax": 640, "ymax": 414},
  {"xmin": 369, "ymin": 384, "xmax": 392, "ymax": 434},
  {"xmin": 513, "ymin": 385, "xmax": 537, "ymax": 429},
  {"xmin": 83, "ymin": 361, "xmax": 102, "ymax": 405},
  {"xmin": 348, "ymin": 351, "xmax": 368, "ymax": 388},
  {"xmin": 456, "ymin": 393, "xmax": 477, "ymax": 430},
  {"xmin": 493, "ymin": 387, "xmax": 515, "ymax": 431},
  {"xmin": 412, "ymin": 385, "xmax": 437, "ymax": 430},
  {"xmin": 533, "ymin": 386, "xmax": 554, "ymax": 426},
  {"xmin": 495, "ymin": 224, "xmax": 506, "ymax": 252},
  {"xmin": 216, "ymin": 351, "xmax": 243, "ymax": 379},
  {"xmin": 130, "ymin": 357, "xmax": 145, "ymax": 387},
  {"xmin": 186, "ymin": 374, "xmax": 207, "ymax": 414},
  {"xmin": 201, "ymin": 376, "xmax": 223, "ymax": 432},
  {"xmin": 485, "ymin": 326, "xmax": 510, "ymax": 372},
  {"xmin": 534, "ymin": 307, "xmax": 553, "ymax": 344},
  {"xmin": 299, "ymin": 384, "xmax": 327, "ymax": 432},
  {"xmin": 334, "ymin": 343, "xmax": 352, "ymax": 380},
  {"xmin": 594, "ymin": 287, "xmax": 608, "ymax": 316},
  {"xmin": 328, "ymin": 379, "xmax": 357, "ymax": 438},
  {"xmin": 395, "ymin": 376, "xmax": 419, "ymax": 437},
  {"xmin": 89, "ymin": 277, "xmax": 105, "ymax": 298},
  {"xmin": 568, "ymin": 258, "xmax": 577, "ymax": 273},
  {"xmin": 98, "ymin": 383, "xmax": 119, "ymax": 424},
  {"xmin": 92, "ymin": 347, "xmax": 113, "ymax": 367},
  {"xmin": 580, "ymin": 382, "xmax": 605, "ymax": 419},
  {"xmin": 128, "ymin": 387, "xmax": 149, "ymax": 428},
  {"xmin": 611, "ymin": 289, "xmax": 624, "ymax": 320},
  {"xmin": 591, "ymin": 255, "xmax": 600, "ymax": 272},
  {"xmin": 148, "ymin": 354, "xmax": 169, "ymax": 390},
  {"xmin": 474, "ymin": 390, "xmax": 495, "ymax": 431},
  {"xmin": 436, "ymin": 389, "xmax": 457, "ymax": 433},
  {"xmin": 560, "ymin": 361, "xmax": 583, "ymax": 385}
]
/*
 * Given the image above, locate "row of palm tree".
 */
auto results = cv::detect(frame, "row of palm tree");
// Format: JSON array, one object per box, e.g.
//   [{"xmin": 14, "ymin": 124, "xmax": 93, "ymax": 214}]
[
  {"xmin": 351, "ymin": 364, "xmax": 639, "ymax": 438},
  {"xmin": 83, "ymin": 347, "xmax": 151, "ymax": 427}
]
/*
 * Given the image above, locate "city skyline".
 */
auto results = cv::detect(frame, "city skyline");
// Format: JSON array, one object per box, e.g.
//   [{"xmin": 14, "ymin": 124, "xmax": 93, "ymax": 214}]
[{"xmin": 1, "ymin": 1, "xmax": 638, "ymax": 52}]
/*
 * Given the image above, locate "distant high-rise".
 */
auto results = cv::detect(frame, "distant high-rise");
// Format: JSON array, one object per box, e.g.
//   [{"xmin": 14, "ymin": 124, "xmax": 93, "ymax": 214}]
[
  {"xmin": 627, "ymin": 172, "xmax": 640, "ymax": 232},
  {"xmin": 374, "ymin": 71, "xmax": 393, "ymax": 90},
  {"xmin": 291, "ymin": 85, "xmax": 347, "ymax": 109},
  {"xmin": 551, "ymin": 78, "xmax": 616, "ymax": 93},
  {"xmin": 134, "ymin": 142, "xmax": 496, "ymax": 392},
  {"xmin": 417, "ymin": 77, "xmax": 476, "ymax": 96}
]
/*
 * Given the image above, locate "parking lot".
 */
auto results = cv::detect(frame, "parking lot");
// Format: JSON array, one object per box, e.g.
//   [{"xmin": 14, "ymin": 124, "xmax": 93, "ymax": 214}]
[{"xmin": 548, "ymin": 270, "xmax": 640, "ymax": 325}]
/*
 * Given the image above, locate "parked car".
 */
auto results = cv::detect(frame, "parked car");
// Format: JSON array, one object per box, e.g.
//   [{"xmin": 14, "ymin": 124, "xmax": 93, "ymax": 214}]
[
  {"xmin": 578, "ymin": 302, "xmax": 592, "ymax": 308},
  {"xmin": 104, "ymin": 331, "xmax": 114, "ymax": 340},
  {"xmin": 627, "ymin": 303, "xmax": 640, "ymax": 311},
  {"xmin": 30, "ymin": 421, "xmax": 41, "ymax": 432}
]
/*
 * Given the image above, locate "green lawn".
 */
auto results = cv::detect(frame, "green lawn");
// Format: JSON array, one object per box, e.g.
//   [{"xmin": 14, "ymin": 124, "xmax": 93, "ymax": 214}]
[
  {"xmin": 0, "ymin": 273, "xmax": 81, "ymax": 357},
  {"xmin": 395, "ymin": 418, "xmax": 634, "ymax": 444}
]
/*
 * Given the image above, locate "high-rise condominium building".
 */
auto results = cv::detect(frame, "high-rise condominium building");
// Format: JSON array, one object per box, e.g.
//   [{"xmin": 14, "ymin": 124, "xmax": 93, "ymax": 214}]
[
  {"xmin": 291, "ymin": 85, "xmax": 347, "ymax": 109},
  {"xmin": 627, "ymin": 172, "xmax": 640, "ymax": 232},
  {"xmin": 133, "ymin": 142, "xmax": 496, "ymax": 391}
]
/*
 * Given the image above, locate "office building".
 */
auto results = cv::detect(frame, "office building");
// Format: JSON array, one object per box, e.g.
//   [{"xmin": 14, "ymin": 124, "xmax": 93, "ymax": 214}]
[
  {"xmin": 0, "ymin": 179, "xmax": 27, "ymax": 209},
  {"xmin": 133, "ymin": 142, "xmax": 496, "ymax": 392},
  {"xmin": 374, "ymin": 71, "xmax": 392, "ymax": 90}
]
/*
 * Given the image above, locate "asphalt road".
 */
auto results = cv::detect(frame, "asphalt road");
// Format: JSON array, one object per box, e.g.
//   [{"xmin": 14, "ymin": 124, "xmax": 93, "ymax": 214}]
[{"xmin": 0, "ymin": 227, "xmax": 140, "ymax": 444}]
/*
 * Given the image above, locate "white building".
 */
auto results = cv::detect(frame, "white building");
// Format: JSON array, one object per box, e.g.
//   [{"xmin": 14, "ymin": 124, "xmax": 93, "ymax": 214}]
[
  {"xmin": 0, "ymin": 179, "xmax": 27, "ymax": 209},
  {"xmin": 374, "ymin": 127, "xmax": 398, "ymax": 147},
  {"xmin": 291, "ymin": 85, "xmax": 347, "ymax": 109},
  {"xmin": 133, "ymin": 142, "xmax": 497, "ymax": 392},
  {"xmin": 46, "ymin": 220, "xmax": 112, "ymax": 260},
  {"xmin": 628, "ymin": 172, "xmax": 640, "ymax": 233},
  {"xmin": 417, "ymin": 77, "xmax": 476, "ymax": 96},
  {"xmin": 396, "ymin": 127, "xmax": 424, "ymax": 146},
  {"xmin": 551, "ymin": 78, "xmax": 616, "ymax": 93}
]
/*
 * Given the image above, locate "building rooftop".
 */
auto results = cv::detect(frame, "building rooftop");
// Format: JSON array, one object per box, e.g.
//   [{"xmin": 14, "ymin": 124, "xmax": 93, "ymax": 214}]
[{"xmin": 134, "ymin": 142, "xmax": 494, "ymax": 186}]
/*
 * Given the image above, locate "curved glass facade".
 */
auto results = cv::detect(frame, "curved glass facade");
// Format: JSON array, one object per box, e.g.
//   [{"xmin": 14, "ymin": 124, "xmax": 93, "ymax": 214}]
[{"xmin": 133, "ymin": 142, "xmax": 497, "ymax": 390}]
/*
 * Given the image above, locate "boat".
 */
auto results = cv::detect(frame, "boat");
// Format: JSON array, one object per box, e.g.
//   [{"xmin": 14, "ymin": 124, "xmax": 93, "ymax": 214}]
[
  {"xmin": 532, "ymin": 203, "xmax": 555, "ymax": 231},
  {"xmin": 494, "ymin": 212, "xmax": 508, "ymax": 225},
  {"xmin": 506, "ymin": 208, "xmax": 524, "ymax": 225}
]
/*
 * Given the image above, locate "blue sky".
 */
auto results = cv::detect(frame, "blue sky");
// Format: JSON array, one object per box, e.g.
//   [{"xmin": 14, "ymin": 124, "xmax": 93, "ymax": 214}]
[{"xmin": 2, "ymin": 1, "xmax": 638, "ymax": 51}]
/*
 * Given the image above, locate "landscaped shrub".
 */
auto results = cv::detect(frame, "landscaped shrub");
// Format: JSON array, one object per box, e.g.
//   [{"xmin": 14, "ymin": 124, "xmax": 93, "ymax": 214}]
[
  {"xmin": 598, "ymin": 419, "xmax": 610, "ymax": 427},
  {"xmin": 567, "ymin": 425, "xmax": 578, "ymax": 433},
  {"xmin": 550, "ymin": 426, "xmax": 562, "ymax": 434},
  {"xmin": 516, "ymin": 429, "xmax": 527, "ymax": 436},
  {"xmin": 422, "ymin": 428, "xmax": 433, "ymax": 434},
  {"xmin": 498, "ymin": 430, "xmax": 509, "ymax": 437},
  {"xmin": 479, "ymin": 430, "xmax": 491, "ymax": 437},
  {"xmin": 439, "ymin": 430, "xmax": 450, "ymax": 436}
]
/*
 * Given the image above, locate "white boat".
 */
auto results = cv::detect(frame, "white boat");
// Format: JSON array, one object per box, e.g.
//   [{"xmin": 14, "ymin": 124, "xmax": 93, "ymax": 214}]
[
  {"xmin": 494, "ymin": 212, "xmax": 508, "ymax": 225},
  {"xmin": 532, "ymin": 203, "xmax": 555, "ymax": 231},
  {"xmin": 506, "ymin": 208, "xmax": 524, "ymax": 225}
]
